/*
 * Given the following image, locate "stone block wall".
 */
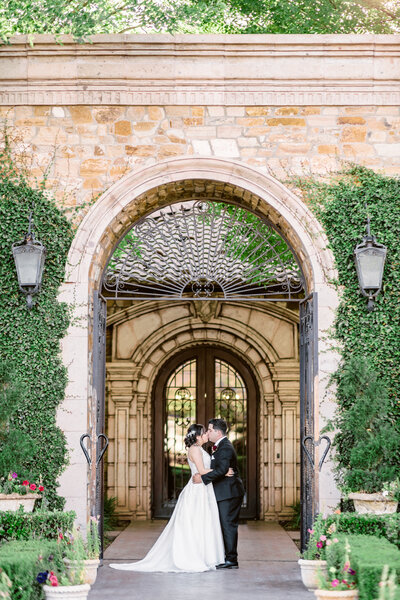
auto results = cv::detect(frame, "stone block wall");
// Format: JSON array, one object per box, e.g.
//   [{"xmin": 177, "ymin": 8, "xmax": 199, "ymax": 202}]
[{"xmin": 1, "ymin": 104, "xmax": 399, "ymax": 208}]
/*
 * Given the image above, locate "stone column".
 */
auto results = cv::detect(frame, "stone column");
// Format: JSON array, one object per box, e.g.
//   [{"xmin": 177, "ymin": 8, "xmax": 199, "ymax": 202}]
[{"xmin": 106, "ymin": 363, "xmax": 138, "ymax": 521}]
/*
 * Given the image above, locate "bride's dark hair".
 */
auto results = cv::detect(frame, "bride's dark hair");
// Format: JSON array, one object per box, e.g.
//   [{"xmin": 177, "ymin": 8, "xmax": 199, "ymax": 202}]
[{"xmin": 184, "ymin": 424, "xmax": 205, "ymax": 448}]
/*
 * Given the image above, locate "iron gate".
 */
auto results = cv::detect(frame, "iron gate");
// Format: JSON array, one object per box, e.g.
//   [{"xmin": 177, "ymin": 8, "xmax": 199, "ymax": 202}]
[
  {"xmin": 90, "ymin": 199, "xmax": 324, "ymax": 553},
  {"xmin": 300, "ymin": 293, "xmax": 318, "ymax": 552}
]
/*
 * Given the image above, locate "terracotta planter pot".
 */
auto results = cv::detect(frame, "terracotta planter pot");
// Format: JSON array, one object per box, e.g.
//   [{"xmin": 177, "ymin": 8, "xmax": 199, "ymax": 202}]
[
  {"xmin": 42, "ymin": 584, "xmax": 90, "ymax": 600},
  {"xmin": 298, "ymin": 559, "xmax": 328, "ymax": 590},
  {"xmin": 314, "ymin": 588, "xmax": 358, "ymax": 600},
  {"xmin": 0, "ymin": 493, "xmax": 40, "ymax": 512},
  {"xmin": 63, "ymin": 559, "xmax": 100, "ymax": 585},
  {"xmin": 348, "ymin": 492, "xmax": 398, "ymax": 515}
]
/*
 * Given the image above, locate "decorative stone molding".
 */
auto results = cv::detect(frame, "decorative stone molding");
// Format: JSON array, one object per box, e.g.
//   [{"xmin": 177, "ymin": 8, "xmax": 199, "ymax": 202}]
[
  {"xmin": 105, "ymin": 299, "xmax": 301, "ymax": 520},
  {"xmin": 1, "ymin": 34, "xmax": 399, "ymax": 106}
]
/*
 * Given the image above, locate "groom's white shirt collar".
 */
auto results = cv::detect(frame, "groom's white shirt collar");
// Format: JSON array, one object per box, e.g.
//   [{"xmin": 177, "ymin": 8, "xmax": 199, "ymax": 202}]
[{"xmin": 215, "ymin": 436, "xmax": 227, "ymax": 447}]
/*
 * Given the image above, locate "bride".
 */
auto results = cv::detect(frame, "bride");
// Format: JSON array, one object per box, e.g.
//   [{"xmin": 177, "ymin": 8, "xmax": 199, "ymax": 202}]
[{"xmin": 109, "ymin": 423, "xmax": 229, "ymax": 572}]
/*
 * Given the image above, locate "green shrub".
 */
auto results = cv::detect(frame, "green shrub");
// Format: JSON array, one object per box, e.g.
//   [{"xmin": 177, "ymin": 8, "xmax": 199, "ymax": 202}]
[
  {"xmin": 327, "ymin": 534, "xmax": 400, "ymax": 600},
  {"xmin": 0, "ymin": 508, "xmax": 75, "ymax": 541},
  {"xmin": 324, "ymin": 513, "xmax": 400, "ymax": 549},
  {"xmin": 0, "ymin": 539, "xmax": 63, "ymax": 600},
  {"xmin": 325, "ymin": 357, "xmax": 400, "ymax": 495}
]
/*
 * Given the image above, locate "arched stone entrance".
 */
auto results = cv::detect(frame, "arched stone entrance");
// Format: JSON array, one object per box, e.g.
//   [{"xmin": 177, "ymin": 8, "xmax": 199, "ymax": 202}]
[
  {"xmin": 58, "ymin": 157, "xmax": 338, "ymax": 543},
  {"xmin": 105, "ymin": 299, "xmax": 301, "ymax": 524}
]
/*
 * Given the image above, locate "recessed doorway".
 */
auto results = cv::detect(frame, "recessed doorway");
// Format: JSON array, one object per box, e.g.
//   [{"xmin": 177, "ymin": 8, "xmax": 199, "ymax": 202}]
[{"xmin": 152, "ymin": 346, "xmax": 258, "ymax": 520}]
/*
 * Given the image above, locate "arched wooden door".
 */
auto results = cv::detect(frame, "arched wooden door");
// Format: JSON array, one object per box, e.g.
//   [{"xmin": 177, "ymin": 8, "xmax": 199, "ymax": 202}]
[{"xmin": 153, "ymin": 347, "xmax": 258, "ymax": 520}]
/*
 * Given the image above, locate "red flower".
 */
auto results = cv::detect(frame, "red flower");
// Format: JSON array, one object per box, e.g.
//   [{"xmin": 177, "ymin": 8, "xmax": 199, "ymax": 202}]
[
  {"xmin": 39, "ymin": 485, "xmax": 44, "ymax": 492},
  {"xmin": 58, "ymin": 533, "xmax": 63, "ymax": 540},
  {"xmin": 29, "ymin": 483, "xmax": 36, "ymax": 491},
  {"xmin": 316, "ymin": 541, "xmax": 323, "ymax": 548},
  {"xmin": 49, "ymin": 574, "xmax": 58, "ymax": 587},
  {"xmin": 22, "ymin": 481, "xmax": 29, "ymax": 486}
]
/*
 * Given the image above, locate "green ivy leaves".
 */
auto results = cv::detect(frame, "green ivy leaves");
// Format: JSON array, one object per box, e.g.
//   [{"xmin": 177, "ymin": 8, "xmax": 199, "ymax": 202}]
[{"xmin": 0, "ymin": 152, "xmax": 73, "ymax": 510}]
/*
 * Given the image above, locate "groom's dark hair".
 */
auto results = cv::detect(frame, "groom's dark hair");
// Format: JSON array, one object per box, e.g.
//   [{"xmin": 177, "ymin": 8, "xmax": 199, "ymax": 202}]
[{"xmin": 208, "ymin": 418, "xmax": 227, "ymax": 435}]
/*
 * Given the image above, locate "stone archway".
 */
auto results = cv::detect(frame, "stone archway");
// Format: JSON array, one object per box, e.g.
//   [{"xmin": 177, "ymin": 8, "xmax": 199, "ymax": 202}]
[
  {"xmin": 105, "ymin": 299, "xmax": 301, "ymax": 523},
  {"xmin": 58, "ymin": 157, "xmax": 338, "ymax": 531}
]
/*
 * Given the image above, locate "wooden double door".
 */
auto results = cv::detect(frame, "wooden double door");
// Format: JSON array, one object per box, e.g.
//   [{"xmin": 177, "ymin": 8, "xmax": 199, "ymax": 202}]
[{"xmin": 153, "ymin": 347, "xmax": 258, "ymax": 520}]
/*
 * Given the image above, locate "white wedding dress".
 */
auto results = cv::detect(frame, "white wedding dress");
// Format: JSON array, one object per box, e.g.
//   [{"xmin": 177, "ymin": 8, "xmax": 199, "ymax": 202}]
[{"xmin": 109, "ymin": 447, "xmax": 225, "ymax": 572}]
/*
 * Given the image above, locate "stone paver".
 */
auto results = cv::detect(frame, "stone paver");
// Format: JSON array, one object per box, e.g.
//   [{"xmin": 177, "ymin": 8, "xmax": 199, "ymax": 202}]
[{"xmin": 89, "ymin": 521, "xmax": 313, "ymax": 600}]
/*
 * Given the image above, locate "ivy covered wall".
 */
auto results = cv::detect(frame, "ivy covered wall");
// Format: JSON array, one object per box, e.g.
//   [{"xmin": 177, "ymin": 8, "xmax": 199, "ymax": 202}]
[
  {"xmin": 300, "ymin": 165, "xmax": 400, "ymax": 480},
  {"xmin": 0, "ymin": 149, "xmax": 73, "ymax": 509}
]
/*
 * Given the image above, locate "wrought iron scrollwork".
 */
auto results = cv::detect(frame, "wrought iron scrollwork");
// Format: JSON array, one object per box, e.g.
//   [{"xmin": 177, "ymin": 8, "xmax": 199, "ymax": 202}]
[
  {"xmin": 301, "ymin": 435, "xmax": 331, "ymax": 471},
  {"xmin": 103, "ymin": 201, "xmax": 305, "ymax": 301}
]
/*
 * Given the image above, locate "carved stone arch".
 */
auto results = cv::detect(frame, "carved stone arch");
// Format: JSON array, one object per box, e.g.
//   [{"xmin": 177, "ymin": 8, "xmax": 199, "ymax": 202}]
[
  {"xmin": 106, "ymin": 299, "xmax": 300, "ymax": 521},
  {"xmin": 59, "ymin": 156, "xmax": 339, "ymax": 530}
]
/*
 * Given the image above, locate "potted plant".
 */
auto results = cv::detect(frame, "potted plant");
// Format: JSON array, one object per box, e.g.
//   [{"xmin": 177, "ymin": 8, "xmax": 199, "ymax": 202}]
[
  {"xmin": 0, "ymin": 471, "xmax": 44, "ymax": 512},
  {"xmin": 298, "ymin": 513, "xmax": 337, "ymax": 590},
  {"xmin": 63, "ymin": 520, "xmax": 100, "ymax": 585},
  {"xmin": 326, "ymin": 357, "xmax": 400, "ymax": 514},
  {"xmin": 37, "ymin": 532, "xmax": 90, "ymax": 599},
  {"xmin": 314, "ymin": 539, "xmax": 358, "ymax": 600}
]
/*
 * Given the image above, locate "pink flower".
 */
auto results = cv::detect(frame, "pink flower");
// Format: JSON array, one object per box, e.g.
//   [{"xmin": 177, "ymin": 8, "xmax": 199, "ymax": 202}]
[
  {"xmin": 12, "ymin": 472, "xmax": 17, "ymax": 479},
  {"xmin": 331, "ymin": 580, "xmax": 340, "ymax": 587},
  {"xmin": 22, "ymin": 481, "xmax": 29, "ymax": 486},
  {"xmin": 326, "ymin": 540, "xmax": 332, "ymax": 546},
  {"xmin": 343, "ymin": 561, "xmax": 350, "ymax": 572},
  {"xmin": 333, "ymin": 538, "xmax": 339, "ymax": 543},
  {"xmin": 49, "ymin": 574, "xmax": 58, "ymax": 587},
  {"xmin": 316, "ymin": 541, "xmax": 323, "ymax": 548},
  {"xmin": 320, "ymin": 535, "xmax": 327, "ymax": 541},
  {"xmin": 307, "ymin": 528, "xmax": 314, "ymax": 534},
  {"xmin": 29, "ymin": 483, "xmax": 36, "ymax": 491}
]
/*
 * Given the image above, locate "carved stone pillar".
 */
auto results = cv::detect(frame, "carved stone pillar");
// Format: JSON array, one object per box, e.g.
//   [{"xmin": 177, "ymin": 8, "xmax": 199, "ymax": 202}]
[
  {"xmin": 262, "ymin": 392, "xmax": 276, "ymax": 520},
  {"xmin": 106, "ymin": 363, "xmax": 138, "ymax": 520},
  {"xmin": 134, "ymin": 392, "xmax": 148, "ymax": 519}
]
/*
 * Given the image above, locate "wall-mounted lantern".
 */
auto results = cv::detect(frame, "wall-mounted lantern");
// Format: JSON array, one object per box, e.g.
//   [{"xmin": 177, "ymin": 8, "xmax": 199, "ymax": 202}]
[
  {"xmin": 354, "ymin": 216, "xmax": 387, "ymax": 312},
  {"xmin": 12, "ymin": 211, "xmax": 46, "ymax": 309}
]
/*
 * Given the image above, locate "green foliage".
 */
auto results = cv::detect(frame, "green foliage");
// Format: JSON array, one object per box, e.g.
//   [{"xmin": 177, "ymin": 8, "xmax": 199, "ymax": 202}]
[
  {"xmin": 0, "ymin": 363, "xmax": 34, "ymax": 477},
  {"xmin": 0, "ymin": 0, "xmax": 398, "ymax": 42},
  {"xmin": 302, "ymin": 512, "xmax": 335, "ymax": 560},
  {"xmin": 0, "ymin": 539, "xmax": 62, "ymax": 600},
  {"xmin": 324, "ymin": 512, "xmax": 400, "ymax": 549},
  {"xmin": 0, "ymin": 508, "xmax": 75, "ymax": 542},
  {"xmin": 318, "ymin": 536, "xmax": 357, "ymax": 591},
  {"xmin": 86, "ymin": 518, "xmax": 100, "ymax": 559},
  {"xmin": 301, "ymin": 165, "xmax": 400, "ymax": 492},
  {"xmin": 326, "ymin": 534, "xmax": 400, "ymax": 600},
  {"xmin": 103, "ymin": 496, "xmax": 118, "ymax": 533},
  {"xmin": 0, "ymin": 133, "xmax": 74, "ymax": 509},
  {"xmin": 327, "ymin": 356, "xmax": 400, "ymax": 494}
]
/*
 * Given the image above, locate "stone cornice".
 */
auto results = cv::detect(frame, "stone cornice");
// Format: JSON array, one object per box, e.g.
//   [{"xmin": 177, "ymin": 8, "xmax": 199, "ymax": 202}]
[{"xmin": 1, "ymin": 34, "xmax": 399, "ymax": 106}]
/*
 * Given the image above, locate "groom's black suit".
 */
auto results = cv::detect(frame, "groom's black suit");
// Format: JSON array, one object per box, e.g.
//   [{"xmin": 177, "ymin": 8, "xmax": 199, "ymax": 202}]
[{"xmin": 201, "ymin": 437, "xmax": 245, "ymax": 563}]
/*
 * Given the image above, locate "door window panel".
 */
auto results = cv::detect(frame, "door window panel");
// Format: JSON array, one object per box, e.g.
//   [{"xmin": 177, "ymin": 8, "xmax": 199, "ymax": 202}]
[
  {"xmin": 164, "ymin": 359, "xmax": 196, "ymax": 508},
  {"xmin": 214, "ymin": 358, "xmax": 247, "ymax": 507}
]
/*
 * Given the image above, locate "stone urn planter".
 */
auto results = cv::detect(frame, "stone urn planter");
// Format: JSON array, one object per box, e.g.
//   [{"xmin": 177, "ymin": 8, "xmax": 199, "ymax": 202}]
[
  {"xmin": 63, "ymin": 558, "xmax": 100, "ymax": 585},
  {"xmin": 314, "ymin": 589, "xmax": 358, "ymax": 600},
  {"xmin": 298, "ymin": 559, "xmax": 328, "ymax": 590},
  {"xmin": 0, "ymin": 493, "xmax": 40, "ymax": 512},
  {"xmin": 348, "ymin": 492, "xmax": 398, "ymax": 515},
  {"xmin": 42, "ymin": 584, "xmax": 90, "ymax": 600}
]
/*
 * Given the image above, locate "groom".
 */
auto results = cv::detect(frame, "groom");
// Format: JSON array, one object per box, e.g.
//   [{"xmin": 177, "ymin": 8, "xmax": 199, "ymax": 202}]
[{"xmin": 193, "ymin": 418, "xmax": 245, "ymax": 569}]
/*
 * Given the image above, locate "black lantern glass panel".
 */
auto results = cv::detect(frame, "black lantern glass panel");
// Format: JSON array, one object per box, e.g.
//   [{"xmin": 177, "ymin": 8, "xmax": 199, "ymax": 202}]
[
  {"xmin": 12, "ymin": 212, "xmax": 46, "ymax": 309},
  {"xmin": 354, "ymin": 217, "xmax": 387, "ymax": 312}
]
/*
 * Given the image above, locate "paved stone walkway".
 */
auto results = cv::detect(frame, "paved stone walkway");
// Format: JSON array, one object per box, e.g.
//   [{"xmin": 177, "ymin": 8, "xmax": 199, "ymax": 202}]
[{"xmin": 89, "ymin": 521, "xmax": 313, "ymax": 599}]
